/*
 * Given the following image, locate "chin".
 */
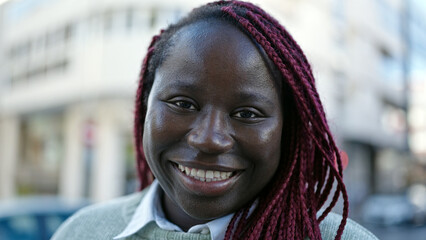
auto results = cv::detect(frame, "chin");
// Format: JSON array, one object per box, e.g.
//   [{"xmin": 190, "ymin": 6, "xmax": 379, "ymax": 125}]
[{"xmin": 178, "ymin": 197, "xmax": 239, "ymax": 220}]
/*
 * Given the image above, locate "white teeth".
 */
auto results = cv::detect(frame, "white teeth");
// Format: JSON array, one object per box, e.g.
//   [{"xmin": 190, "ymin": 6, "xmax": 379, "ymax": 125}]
[
  {"xmin": 197, "ymin": 169, "xmax": 205, "ymax": 178},
  {"xmin": 206, "ymin": 170, "xmax": 214, "ymax": 179},
  {"xmin": 177, "ymin": 164, "xmax": 233, "ymax": 182}
]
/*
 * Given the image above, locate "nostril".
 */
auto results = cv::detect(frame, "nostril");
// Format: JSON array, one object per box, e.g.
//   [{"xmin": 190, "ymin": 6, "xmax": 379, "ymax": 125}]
[
  {"xmin": 187, "ymin": 131, "xmax": 234, "ymax": 154},
  {"xmin": 187, "ymin": 111, "xmax": 234, "ymax": 154}
]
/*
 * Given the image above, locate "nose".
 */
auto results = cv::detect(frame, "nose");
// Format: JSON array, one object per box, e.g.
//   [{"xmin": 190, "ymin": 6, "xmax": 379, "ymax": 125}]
[{"xmin": 187, "ymin": 109, "xmax": 234, "ymax": 154}]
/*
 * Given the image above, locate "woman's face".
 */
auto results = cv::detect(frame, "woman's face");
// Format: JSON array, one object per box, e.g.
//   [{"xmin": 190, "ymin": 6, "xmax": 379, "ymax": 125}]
[{"xmin": 143, "ymin": 20, "xmax": 283, "ymax": 224}]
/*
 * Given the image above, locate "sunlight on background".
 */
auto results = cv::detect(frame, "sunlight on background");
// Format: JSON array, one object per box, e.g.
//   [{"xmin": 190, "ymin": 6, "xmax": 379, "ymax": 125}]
[
  {"xmin": 0, "ymin": 0, "xmax": 11, "ymax": 6},
  {"xmin": 0, "ymin": 0, "xmax": 425, "ymax": 239}
]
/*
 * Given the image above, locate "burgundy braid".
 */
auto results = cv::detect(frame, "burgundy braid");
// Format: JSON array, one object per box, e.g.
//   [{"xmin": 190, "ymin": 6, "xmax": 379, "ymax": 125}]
[
  {"xmin": 221, "ymin": 3, "xmax": 348, "ymax": 239},
  {"xmin": 134, "ymin": 32, "xmax": 163, "ymax": 190},
  {"xmin": 134, "ymin": 1, "xmax": 349, "ymax": 239}
]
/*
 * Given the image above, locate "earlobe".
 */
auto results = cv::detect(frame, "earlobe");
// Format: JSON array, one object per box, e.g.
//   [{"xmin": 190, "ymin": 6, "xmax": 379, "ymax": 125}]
[{"xmin": 333, "ymin": 151, "xmax": 349, "ymax": 171}]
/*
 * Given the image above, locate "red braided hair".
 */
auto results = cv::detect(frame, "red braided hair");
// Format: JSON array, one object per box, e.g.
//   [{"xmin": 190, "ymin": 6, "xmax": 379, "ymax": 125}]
[{"xmin": 133, "ymin": 1, "xmax": 348, "ymax": 239}]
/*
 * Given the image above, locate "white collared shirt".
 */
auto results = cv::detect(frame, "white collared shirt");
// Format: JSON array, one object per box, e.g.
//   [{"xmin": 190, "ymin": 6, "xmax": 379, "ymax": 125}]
[{"xmin": 114, "ymin": 180, "xmax": 233, "ymax": 240}]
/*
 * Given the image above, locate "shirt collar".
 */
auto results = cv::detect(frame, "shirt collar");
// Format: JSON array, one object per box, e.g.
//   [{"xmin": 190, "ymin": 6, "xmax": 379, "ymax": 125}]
[{"xmin": 114, "ymin": 180, "xmax": 233, "ymax": 240}]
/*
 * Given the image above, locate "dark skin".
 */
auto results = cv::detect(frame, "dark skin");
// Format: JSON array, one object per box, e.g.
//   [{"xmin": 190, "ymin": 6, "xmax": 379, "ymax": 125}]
[{"xmin": 143, "ymin": 20, "xmax": 283, "ymax": 231}]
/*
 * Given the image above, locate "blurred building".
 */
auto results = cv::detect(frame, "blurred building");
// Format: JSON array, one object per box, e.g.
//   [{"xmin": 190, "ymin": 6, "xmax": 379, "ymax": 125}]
[
  {"xmin": 410, "ymin": 81, "xmax": 426, "ymax": 159},
  {"xmin": 256, "ymin": 0, "xmax": 414, "ymax": 210},
  {"xmin": 0, "ymin": 0, "xmax": 195, "ymax": 202},
  {"xmin": 0, "ymin": 0, "xmax": 424, "ymax": 209},
  {"xmin": 408, "ymin": 0, "xmax": 426, "ymax": 162},
  {"xmin": 407, "ymin": 0, "xmax": 426, "ymax": 196}
]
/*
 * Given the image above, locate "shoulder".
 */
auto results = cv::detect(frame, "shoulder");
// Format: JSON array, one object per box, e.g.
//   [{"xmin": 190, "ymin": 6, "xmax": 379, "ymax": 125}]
[
  {"xmin": 52, "ymin": 189, "xmax": 148, "ymax": 240},
  {"xmin": 319, "ymin": 212, "xmax": 379, "ymax": 240}
]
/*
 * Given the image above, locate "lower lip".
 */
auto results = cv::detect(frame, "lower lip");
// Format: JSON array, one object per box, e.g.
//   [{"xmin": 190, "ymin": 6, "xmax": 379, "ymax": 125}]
[{"xmin": 172, "ymin": 163, "xmax": 241, "ymax": 197}]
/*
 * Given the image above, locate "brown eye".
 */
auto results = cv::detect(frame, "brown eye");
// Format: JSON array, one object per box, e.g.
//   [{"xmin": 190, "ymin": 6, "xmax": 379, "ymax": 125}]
[
  {"xmin": 234, "ymin": 110, "xmax": 256, "ymax": 119},
  {"xmin": 233, "ymin": 109, "xmax": 263, "ymax": 119},
  {"xmin": 174, "ymin": 101, "xmax": 196, "ymax": 110},
  {"xmin": 231, "ymin": 107, "xmax": 266, "ymax": 123}
]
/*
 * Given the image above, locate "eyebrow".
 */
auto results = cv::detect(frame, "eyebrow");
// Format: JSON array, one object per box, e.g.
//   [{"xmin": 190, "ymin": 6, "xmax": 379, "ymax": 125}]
[
  {"xmin": 167, "ymin": 80, "xmax": 200, "ymax": 92},
  {"xmin": 166, "ymin": 80, "xmax": 276, "ymax": 105},
  {"xmin": 237, "ymin": 92, "xmax": 275, "ymax": 105}
]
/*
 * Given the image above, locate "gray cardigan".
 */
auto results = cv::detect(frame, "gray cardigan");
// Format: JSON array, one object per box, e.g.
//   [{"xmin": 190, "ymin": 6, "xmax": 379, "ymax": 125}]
[{"xmin": 52, "ymin": 189, "xmax": 378, "ymax": 240}]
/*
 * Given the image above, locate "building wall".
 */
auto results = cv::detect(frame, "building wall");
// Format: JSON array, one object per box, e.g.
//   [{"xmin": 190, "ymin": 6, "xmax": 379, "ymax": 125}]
[{"xmin": 410, "ymin": 80, "xmax": 426, "ymax": 160}]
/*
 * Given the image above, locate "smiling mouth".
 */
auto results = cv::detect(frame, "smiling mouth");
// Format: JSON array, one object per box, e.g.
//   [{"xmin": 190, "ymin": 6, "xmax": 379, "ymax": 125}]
[{"xmin": 176, "ymin": 164, "xmax": 234, "ymax": 182}]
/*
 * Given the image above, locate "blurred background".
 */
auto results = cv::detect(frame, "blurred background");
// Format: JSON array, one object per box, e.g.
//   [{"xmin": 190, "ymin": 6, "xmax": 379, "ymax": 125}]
[{"xmin": 0, "ymin": 0, "xmax": 425, "ymax": 239}]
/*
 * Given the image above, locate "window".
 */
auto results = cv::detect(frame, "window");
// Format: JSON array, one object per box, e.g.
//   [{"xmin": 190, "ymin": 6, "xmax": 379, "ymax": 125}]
[
  {"xmin": 104, "ymin": 10, "xmax": 114, "ymax": 32},
  {"xmin": 381, "ymin": 105, "xmax": 406, "ymax": 135},
  {"xmin": 18, "ymin": 112, "xmax": 64, "ymax": 195},
  {"xmin": 149, "ymin": 8, "xmax": 158, "ymax": 28},
  {"xmin": 126, "ymin": 8, "xmax": 134, "ymax": 30},
  {"xmin": 375, "ymin": 0, "xmax": 400, "ymax": 34},
  {"xmin": 380, "ymin": 47, "xmax": 403, "ymax": 88}
]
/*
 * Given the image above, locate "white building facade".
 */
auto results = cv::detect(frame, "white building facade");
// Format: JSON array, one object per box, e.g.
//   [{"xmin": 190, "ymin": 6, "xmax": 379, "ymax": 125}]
[{"xmin": 0, "ymin": 0, "xmax": 195, "ymax": 202}]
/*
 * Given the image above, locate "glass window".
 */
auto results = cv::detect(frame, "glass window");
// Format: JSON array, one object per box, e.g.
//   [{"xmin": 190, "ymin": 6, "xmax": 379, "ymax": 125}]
[
  {"xmin": 126, "ymin": 8, "xmax": 134, "ymax": 30},
  {"xmin": 149, "ymin": 8, "xmax": 158, "ymax": 28},
  {"xmin": 18, "ymin": 112, "xmax": 64, "ymax": 195},
  {"xmin": 380, "ymin": 48, "xmax": 403, "ymax": 88},
  {"xmin": 375, "ymin": 0, "xmax": 400, "ymax": 34},
  {"xmin": 104, "ymin": 10, "xmax": 114, "ymax": 32}
]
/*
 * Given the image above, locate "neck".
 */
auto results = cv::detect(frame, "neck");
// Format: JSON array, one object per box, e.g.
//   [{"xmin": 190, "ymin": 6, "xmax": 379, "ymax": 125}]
[{"xmin": 161, "ymin": 190, "xmax": 209, "ymax": 231}]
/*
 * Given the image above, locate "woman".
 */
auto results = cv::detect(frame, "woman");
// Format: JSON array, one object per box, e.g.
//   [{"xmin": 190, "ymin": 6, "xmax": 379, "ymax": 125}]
[{"xmin": 53, "ymin": 1, "xmax": 378, "ymax": 239}]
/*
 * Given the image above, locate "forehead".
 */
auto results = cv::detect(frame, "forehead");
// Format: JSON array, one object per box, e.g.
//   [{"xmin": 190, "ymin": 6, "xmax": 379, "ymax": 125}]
[
  {"xmin": 169, "ymin": 20, "xmax": 261, "ymax": 66},
  {"xmin": 156, "ymin": 20, "xmax": 277, "ymax": 90}
]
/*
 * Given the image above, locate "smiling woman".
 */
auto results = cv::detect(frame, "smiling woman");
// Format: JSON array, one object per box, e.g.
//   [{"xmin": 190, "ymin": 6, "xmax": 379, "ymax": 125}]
[
  {"xmin": 52, "ymin": 1, "xmax": 378, "ymax": 240},
  {"xmin": 143, "ymin": 20, "xmax": 283, "ymax": 227}
]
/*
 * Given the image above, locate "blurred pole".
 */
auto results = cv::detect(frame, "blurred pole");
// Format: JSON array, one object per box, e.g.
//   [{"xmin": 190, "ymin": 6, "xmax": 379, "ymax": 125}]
[
  {"xmin": 0, "ymin": 1, "xmax": 13, "ymax": 91},
  {"xmin": 401, "ymin": 0, "xmax": 411, "ymax": 152},
  {"xmin": 0, "ymin": 117, "xmax": 19, "ymax": 199}
]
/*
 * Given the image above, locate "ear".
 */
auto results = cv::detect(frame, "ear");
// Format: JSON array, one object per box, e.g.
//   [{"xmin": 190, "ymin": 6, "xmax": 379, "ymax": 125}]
[{"xmin": 334, "ymin": 151, "xmax": 349, "ymax": 171}]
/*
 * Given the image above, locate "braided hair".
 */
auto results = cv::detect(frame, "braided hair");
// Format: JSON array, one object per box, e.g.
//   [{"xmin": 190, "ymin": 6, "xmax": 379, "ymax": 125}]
[{"xmin": 134, "ymin": 1, "xmax": 349, "ymax": 239}]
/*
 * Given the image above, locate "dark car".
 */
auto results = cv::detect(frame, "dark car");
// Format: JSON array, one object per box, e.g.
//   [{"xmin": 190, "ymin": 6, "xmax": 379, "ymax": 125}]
[{"xmin": 0, "ymin": 196, "xmax": 89, "ymax": 240}]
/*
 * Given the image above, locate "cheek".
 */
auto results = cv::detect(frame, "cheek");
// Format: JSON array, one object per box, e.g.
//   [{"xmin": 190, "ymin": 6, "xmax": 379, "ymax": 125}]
[
  {"xmin": 143, "ymin": 106, "xmax": 169, "ymax": 174},
  {"xmin": 144, "ymin": 105, "xmax": 176, "ymax": 149},
  {"xmin": 143, "ymin": 103, "xmax": 192, "ymax": 163},
  {"xmin": 236, "ymin": 119, "xmax": 282, "ymax": 171}
]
